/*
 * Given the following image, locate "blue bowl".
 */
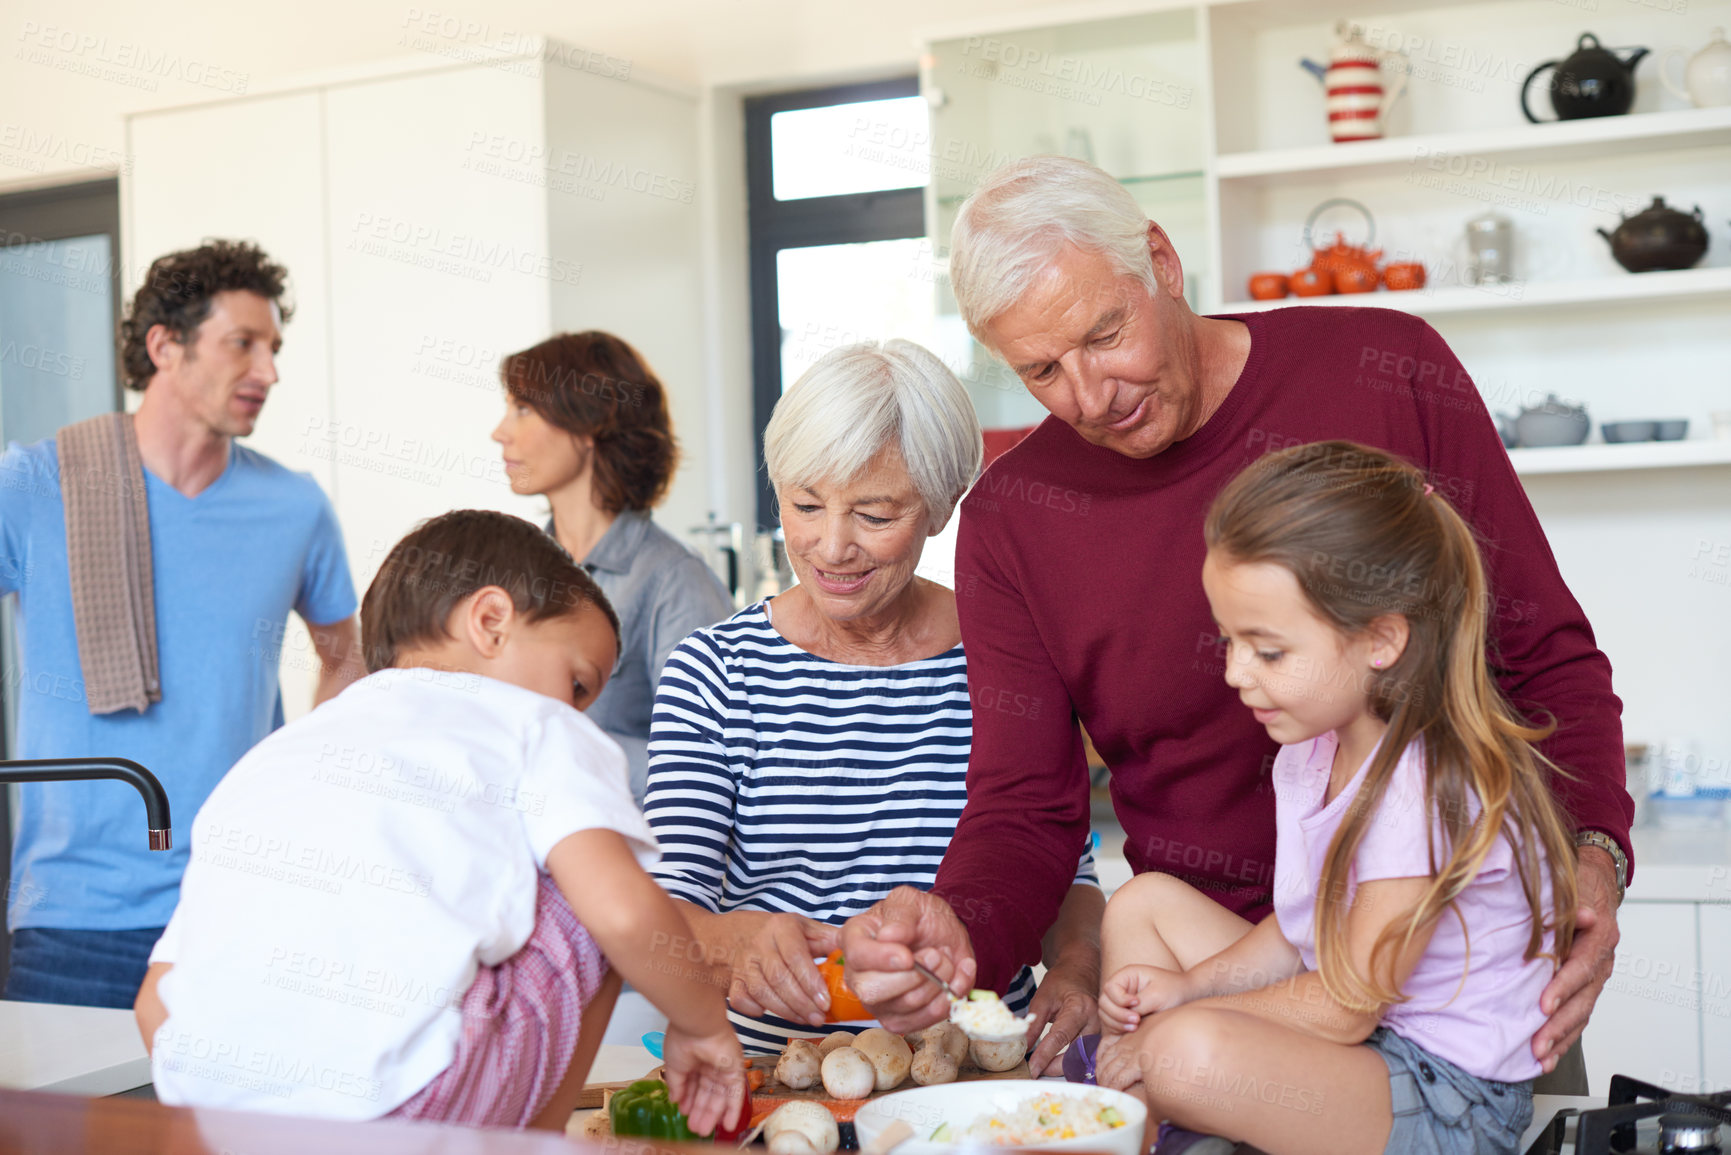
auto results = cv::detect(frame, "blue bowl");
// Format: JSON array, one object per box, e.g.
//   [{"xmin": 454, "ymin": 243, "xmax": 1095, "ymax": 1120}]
[{"xmin": 1602, "ymin": 421, "xmax": 1657, "ymax": 443}]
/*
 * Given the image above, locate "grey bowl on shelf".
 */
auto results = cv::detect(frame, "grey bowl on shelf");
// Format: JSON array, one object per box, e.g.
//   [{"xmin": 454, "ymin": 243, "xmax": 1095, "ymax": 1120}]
[
  {"xmin": 1653, "ymin": 419, "xmax": 1689, "ymax": 441},
  {"xmin": 1602, "ymin": 421, "xmax": 1658, "ymax": 443},
  {"xmin": 1514, "ymin": 411, "xmax": 1591, "ymax": 448}
]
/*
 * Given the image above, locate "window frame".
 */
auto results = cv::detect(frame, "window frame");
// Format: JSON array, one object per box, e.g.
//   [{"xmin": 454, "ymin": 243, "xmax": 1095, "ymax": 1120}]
[
  {"xmin": 0, "ymin": 176, "xmax": 123, "ymax": 990},
  {"xmin": 744, "ymin": 76, "xmax": 924, "ymax": 530}
]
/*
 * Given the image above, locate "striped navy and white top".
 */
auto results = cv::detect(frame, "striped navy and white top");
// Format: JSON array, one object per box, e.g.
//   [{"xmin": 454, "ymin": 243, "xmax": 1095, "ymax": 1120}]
[{"xmin": 644, "ymin": 599, "xmax": 1098, "ymax": 1054}]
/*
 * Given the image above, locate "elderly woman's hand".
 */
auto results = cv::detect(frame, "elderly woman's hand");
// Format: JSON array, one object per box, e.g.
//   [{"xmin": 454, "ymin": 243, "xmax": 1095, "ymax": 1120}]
[{"xmin": 727, "ymin": 912, "xmax": 844, "ymax": 1027}]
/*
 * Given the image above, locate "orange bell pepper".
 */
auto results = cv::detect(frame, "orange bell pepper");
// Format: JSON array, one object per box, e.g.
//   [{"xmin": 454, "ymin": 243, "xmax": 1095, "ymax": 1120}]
[{"xmin": 817, "ymin": 950, "xmax": 870, "ymax": 1022}]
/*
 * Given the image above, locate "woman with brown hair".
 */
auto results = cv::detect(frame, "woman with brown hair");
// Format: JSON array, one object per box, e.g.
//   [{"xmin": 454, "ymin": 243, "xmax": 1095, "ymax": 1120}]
[{"xmin": 492, "ymin": 331, "xmax": 732, "ymax": 802}]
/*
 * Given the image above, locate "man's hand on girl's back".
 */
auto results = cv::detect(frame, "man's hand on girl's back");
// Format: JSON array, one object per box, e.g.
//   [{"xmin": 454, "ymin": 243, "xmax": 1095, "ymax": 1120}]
[{"xmin": 1532, "ymin": 849, "xmax": 1621, "ymax": 1073}]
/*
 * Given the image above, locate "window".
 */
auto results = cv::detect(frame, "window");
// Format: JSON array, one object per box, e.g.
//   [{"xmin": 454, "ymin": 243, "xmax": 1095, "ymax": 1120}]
[
  {"xmin": 745, "ymin": 78, "xmax": 930, "ymax": 530},
  {"xmin": 0, "ymin": 177, "xmax": 122, "ymax": 988}
]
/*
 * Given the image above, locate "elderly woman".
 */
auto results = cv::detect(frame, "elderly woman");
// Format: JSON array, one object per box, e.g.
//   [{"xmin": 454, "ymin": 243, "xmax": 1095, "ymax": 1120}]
[{"xmin": 643, "ymin": 340, "xmax": 1102, "ymax": 1074}]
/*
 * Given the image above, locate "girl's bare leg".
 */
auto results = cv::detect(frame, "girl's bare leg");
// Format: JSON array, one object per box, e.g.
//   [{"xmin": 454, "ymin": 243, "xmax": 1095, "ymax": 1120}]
[
  {"xmin": 1133, "ymin": 1004, "xmax": 1393, "ymax": 1155},
  {"xmin": 1101, "ymin": 873, "xmax": 1254, "ymax": 985},
  {"xmin": 529, "ymin": 968, "xmax": 624, "ymax": 1132}
]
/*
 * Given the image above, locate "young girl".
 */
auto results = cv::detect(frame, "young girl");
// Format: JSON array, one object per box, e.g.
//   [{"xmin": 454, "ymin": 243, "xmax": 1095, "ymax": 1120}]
[
  {"xmin": 1096, "ymin": 442, "xmax": 1579, "ymax": 1155},
  {"xmin": 134, "ymin": 510, "xmax": 744, "ymax": 1134}
]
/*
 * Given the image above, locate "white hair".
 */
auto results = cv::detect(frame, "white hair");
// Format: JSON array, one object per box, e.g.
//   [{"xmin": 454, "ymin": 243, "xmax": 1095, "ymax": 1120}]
[
  {"xmin": 764, "ymin": 339, "xmax": 982, "ymax": 531},
  {"xmin": 949, "ymin": 156, "xmax": 1158, "ymax": 345}
]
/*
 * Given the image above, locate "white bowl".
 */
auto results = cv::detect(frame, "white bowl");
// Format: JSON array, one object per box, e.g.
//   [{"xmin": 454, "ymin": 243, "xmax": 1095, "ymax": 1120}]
[{"xmin": 853, "ymin": 1080, "xmax": 1146, "ymax": 1155}]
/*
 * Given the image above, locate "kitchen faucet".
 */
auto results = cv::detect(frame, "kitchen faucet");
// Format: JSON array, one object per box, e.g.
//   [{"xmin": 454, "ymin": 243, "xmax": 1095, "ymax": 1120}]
[{"xmin": 0, "ymin": 758, "xmax": 172, "ymax": 849}]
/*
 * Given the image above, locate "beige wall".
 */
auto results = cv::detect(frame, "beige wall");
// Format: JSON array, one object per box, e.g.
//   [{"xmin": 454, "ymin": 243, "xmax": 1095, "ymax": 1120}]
[{"xmin": 1, "ymin": 0, "xmax": 1069, "ymax": 194}]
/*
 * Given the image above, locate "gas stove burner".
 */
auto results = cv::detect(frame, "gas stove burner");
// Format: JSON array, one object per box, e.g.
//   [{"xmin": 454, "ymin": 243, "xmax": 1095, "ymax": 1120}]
[
  {"xmin": 1661, "ymin": 1113, "xmax": 1725, "ymax": 1154},
  {"xmin": 1523, "ymin": 1075, "xmax": 1730, "ymax": 1155}
]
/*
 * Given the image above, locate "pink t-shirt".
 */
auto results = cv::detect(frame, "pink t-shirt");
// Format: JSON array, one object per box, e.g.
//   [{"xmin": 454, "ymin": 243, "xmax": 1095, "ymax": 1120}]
[{"xmin": 1271, "ymin": 732, "xmax": 1555, "ymax": 1083}]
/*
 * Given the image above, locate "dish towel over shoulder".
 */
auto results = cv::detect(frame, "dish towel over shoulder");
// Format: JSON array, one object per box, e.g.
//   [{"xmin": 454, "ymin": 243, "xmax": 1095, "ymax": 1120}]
[{"xmin": 58, "ymin": 412, "xmax": 161, "ymax": 714}]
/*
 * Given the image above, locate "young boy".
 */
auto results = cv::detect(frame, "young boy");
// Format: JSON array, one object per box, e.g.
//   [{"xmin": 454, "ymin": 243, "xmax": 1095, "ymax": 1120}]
[{"xmin": 134, "ymin": 510, "xmax": 744, "ymax": 1132}]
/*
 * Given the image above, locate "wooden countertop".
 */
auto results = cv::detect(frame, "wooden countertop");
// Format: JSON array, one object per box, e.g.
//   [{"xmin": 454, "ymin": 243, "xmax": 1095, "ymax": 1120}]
[
  {"xmin": 0, "ymin": 1088, "xmax": 695, "ymax": 1155},
  {"xmin": 0, "ymin": 1084, "xmax": 1604, "ymax": 1154}
]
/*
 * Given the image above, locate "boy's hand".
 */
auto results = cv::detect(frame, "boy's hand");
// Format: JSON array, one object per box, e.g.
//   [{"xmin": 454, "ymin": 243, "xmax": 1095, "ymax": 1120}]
[
  {"xmin": 661, "ymin": 1024, "xmax": 746, "ymax": 1137},
  {"xmin": 1098, "ymin": 964, "xmax": 1189, "ymax": 1034}
]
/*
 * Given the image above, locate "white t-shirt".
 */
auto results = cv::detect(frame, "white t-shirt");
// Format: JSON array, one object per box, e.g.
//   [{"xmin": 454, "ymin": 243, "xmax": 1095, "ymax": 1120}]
[{"xmin": 147, "ymin": 667, "xmax": 657, "ymax": 1119}]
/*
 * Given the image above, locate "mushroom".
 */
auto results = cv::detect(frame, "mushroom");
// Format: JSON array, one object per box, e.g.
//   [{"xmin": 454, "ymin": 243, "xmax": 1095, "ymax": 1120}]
[
  {"xmin": 819, "ymin": 1045, "xmax": 876, "ymax": 1100},
  {"xmin": 775, "ymin": 1038, "xmax": 822, "ymax": 1090},
  {"xmin": 763, "ymin": 1101, "xmax": 840, "ymax": 1155},
  {"xmin": 969, "ymin": 1036, "xmax": 1026, "ymax": 1072},
  {"xmin": 908, "ymin": 1022, "xmax": 968, "ymax": 1069},
  {"xmin": 909, "ymin": 1043, "xmax": 959, "ymax": 1086},
  {"xmin": 818, "ymin": 1031, "xmax": 855, "ymax": 1056},
  {"xmin": 850, "ymin": 1028, "xmax": 913, "ymax": 1092}
]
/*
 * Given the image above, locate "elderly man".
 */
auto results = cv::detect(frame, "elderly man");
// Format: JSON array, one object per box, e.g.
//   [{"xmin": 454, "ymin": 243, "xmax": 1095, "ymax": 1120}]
[{"xmin": 841, "ymin": 157, "xmax": 1629, "ymax": 1096}]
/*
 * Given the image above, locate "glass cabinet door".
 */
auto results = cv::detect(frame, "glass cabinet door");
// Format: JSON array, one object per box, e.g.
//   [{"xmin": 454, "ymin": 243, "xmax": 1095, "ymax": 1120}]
[{"xmin": 922, "ymin": 9, "xmax": 1210, "ymax": 432}]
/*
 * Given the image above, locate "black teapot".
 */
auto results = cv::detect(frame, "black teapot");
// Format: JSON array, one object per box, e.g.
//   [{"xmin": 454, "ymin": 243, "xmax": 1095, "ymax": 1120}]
[
  {"xmin": 1522, "ymin": 33, "xmax": 1650, "ymax": 121},
  {"xmin": 1597, "ymin": 197, "xmax": 1708, "ymax": 272}
]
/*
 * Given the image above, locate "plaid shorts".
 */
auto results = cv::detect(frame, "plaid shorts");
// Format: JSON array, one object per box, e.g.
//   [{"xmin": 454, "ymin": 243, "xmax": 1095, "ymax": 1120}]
[{"xmin": 386, "ymin": 872, "xmax": 608, "ymax": 1128}]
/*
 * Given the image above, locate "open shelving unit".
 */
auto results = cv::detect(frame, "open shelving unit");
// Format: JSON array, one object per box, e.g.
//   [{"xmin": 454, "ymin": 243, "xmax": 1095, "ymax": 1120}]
[
  {"xmin": 1220, "ymin": 264, "xmax": 1731, "ymax": 318},
  {"xmin": 1509, "ymin": 439, "xmax": 1731, "ymax": 476},
  {"xmin": 1215, "ymin": 103, "xmax": 1731, "ymax": 183},
  {"xmin": 920, "ymin": 0, "xmax": 1731, "ymax": 474}
]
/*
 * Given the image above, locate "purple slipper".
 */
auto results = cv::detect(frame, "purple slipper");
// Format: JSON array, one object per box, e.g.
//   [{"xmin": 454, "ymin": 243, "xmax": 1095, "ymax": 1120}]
[
  {"xmin": 1151, "ymin": 1122, "xmax": 1239, "ymax": 1155},
  {"xmin": 1061, "ymin": 1032, "xmax": 1101, "ymax": 1084}
]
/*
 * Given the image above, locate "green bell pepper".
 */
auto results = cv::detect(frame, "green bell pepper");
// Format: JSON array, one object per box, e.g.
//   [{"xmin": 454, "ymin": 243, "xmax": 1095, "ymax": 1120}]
[{"xmin": 609, "ymin": 1079, "xmax": 700, "ymax": 1141}]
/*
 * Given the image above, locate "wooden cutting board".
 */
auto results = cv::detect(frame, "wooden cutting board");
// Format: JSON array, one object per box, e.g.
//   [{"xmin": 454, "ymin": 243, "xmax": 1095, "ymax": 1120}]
[{"xmin": 744, "ymin": 1057, "xmax": 1033, "ymax": 1105}]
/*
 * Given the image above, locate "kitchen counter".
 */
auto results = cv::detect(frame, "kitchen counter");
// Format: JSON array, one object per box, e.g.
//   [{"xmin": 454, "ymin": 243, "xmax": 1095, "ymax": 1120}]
[
  {"xmin": 1626, "ymin": 825, "xmax": 1731, "ymax": 902},
  {"xmin": 0, "ymin": 1000, "xmax": 149, "ymax": 1095}
]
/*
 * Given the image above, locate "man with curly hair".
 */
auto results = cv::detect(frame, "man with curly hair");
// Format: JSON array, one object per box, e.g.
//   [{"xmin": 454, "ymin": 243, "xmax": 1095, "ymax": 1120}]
[{"xmin": 0, "ymin": 239, "xmax": 363, "ymax": 1008}]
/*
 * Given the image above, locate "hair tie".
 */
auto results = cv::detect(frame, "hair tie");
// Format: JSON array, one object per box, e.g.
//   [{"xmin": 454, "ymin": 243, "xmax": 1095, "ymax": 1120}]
[{"xmin": 1423, "ymin": 483, "xmax": 1435, "ymax": 496}]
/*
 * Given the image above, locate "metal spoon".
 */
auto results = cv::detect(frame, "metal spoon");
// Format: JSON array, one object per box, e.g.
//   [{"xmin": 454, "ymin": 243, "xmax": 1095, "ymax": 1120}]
[{"xmin": 908, "ymin": 960, "xmax": 1032, "ymax": 1045}]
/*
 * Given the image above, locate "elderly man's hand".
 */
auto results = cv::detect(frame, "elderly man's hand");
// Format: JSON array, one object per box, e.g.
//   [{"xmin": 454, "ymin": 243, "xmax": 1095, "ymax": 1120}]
[
  {"xmin": 1532, "ymin": 846, "xmax": 1621, "ymax": 1073},
  {"xmin": 1024, "ymin": 955, "xmax": 1099, "ymax": 1078},
  {"xmin": 840, "ymin": 886, "xmax": 976, "ymax": 1034}
]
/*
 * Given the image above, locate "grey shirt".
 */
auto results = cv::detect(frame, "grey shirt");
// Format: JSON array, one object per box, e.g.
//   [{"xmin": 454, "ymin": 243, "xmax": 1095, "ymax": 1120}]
[{"xmin": 565, "ymin": 509, "xmax": 734, "ymax": 802}]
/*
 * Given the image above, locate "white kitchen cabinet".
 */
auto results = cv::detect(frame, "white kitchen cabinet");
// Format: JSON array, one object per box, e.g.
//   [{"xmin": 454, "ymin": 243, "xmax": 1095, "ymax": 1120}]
[
  {"xmin": 125, "ymin": 42, "xmax": 706, "ymax": 719},
  {"xmin": 124, "ymin": 90, "xmax": 335, "ymax": 492},
  {"xmin": 125, "ymin": 90, "xmax": 338, "ymax": 719},
  {"xmin": 321, "ymin": 65, "xmax": 553, "ymax": 574},
  {"xmin": 1702, "ymin": 903, "xmax": 1731, "ymax": 1092},
  {"xmin": 1584, "ymin": 901, "xmax": 1701, "ymax": 1097}
]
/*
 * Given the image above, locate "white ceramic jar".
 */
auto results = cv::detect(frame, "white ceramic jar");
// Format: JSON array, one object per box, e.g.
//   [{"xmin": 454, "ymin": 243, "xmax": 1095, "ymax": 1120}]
[{"xmin": 1662, "ymin": 28, "xmax": 1731, "ymax": 108}]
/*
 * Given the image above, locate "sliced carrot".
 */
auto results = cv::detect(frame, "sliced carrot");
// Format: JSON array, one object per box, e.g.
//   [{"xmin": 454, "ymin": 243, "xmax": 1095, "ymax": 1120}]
[
  {"xmin": 747, "ymin": 1068, "xmax": 766, "ymax": 1092},
  {"xmin": 824, "ymin": 1099, "xmax": 867, "ymax": 1123}
]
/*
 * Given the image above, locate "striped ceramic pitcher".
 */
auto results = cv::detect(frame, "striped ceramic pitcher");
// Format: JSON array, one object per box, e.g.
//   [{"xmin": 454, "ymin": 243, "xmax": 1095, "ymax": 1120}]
[{"xmin": 1300, "ymin": 22, "xmax": 1409, "ymax": 143}]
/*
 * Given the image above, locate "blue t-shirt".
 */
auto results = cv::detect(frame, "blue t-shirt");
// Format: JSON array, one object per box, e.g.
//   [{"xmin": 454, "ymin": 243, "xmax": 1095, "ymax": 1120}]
[{"xmin": 0, "ymin": 437, "xmax": 358, "ymax": 931}]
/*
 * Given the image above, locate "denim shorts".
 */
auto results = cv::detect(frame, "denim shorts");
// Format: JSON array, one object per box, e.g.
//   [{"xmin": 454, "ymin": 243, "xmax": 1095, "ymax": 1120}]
[{"xmin": 1368, "ymin": 1027, "xmax": 1533, "ymax": 1155}]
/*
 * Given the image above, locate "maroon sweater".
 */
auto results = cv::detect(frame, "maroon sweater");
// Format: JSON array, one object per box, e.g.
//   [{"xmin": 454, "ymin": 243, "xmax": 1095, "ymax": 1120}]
[{"xmin": 937, "ymin": 306, "xmax": 1633, "ymax": 991}]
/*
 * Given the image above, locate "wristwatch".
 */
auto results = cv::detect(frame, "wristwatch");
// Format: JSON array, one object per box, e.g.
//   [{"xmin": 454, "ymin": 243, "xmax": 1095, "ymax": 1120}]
[{"xmin": 1575, "ymin": 830, "xmax": 1628, "ymax": 902}]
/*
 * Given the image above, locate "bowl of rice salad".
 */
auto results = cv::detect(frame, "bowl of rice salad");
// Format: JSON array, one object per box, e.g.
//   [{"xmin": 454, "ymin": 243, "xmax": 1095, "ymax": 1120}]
[{"xmin": 853, "ymin": 1080, "xmax": 1146, "ymax": 1155}]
